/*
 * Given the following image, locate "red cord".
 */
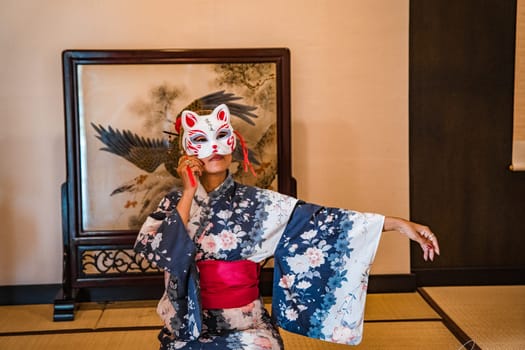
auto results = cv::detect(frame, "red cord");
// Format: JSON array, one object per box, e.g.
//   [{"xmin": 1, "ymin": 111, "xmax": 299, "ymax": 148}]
[
  {"xmin": 234, "ymin": 131, "xmax": 256, "ymax": 177},
  {"xmin": 186, "ymin": 165, "xmax": 197, "ymax": 187}
]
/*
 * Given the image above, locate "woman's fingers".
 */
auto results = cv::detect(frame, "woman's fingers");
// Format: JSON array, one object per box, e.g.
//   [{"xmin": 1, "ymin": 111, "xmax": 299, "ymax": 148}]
[
  {"xmin": 409, "ymin": 224, "xmax": 440, "ymax": 261},
  {"xmin": 177, "ymin": 156, "xmax": 203, "ymax": 187}
]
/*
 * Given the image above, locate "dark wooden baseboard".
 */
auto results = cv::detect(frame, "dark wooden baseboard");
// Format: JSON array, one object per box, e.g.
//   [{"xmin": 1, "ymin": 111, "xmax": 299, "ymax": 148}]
[
  {"xmin": 367, "ymin": 273, "xmax": 417, "ymax": 293},
  {"xmin": 1, "ymin": 272, "xmax": 419, "ymax": 305},
  {"xmin": 413, "ymin": 266, "xmax": 525, "ymax": 286},
  {"xmin": 4, "ymin": 267, "xmax": 522, "ymax": 305},
  {"xmin": 0, "ymin": 284, "xmax": 61, "ymax": 305},
  {"xmin": 0, "ymin": 283, "xmax": 165, "ymax": 306}
]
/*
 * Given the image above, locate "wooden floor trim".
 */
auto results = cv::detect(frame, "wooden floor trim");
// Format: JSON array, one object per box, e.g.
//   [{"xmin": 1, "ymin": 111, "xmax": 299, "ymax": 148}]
[
  {"xmin": 417, "ymin": 288, "xmax": 482, "ymax": 350},
  {"xmin": 0, "ymin": 325, "xmax": 162, "ymax": 337}
]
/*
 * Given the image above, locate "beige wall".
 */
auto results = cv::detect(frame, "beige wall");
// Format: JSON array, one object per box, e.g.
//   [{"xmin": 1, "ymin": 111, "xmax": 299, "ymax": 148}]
[
  {"xmin": 0, "ymin": 0, "xmax": 409, "ymax": 286},
  {"xmin": 513, "ymin": 0, "xmax": 525, "ymax": 170}
]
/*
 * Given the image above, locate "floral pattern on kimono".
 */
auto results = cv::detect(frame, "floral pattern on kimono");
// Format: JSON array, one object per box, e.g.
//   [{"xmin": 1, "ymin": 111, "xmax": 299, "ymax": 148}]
[
  {"xmin": 272, "ymin": 202, "xmax": 384, "ymax": 345},
  {"xmin": 134, "ymin": 174, "xmax": 384, "ymax": 349}
]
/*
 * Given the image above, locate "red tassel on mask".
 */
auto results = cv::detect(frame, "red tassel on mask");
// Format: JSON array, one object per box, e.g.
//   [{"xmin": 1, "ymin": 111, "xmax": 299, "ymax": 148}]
[
  {"xmin": 174, "ymin": 117, "xmax": 182, "ymax": 134},
  {"xmin": 234, "ymin": 130, "xmax": 256, "ymax": 177}
]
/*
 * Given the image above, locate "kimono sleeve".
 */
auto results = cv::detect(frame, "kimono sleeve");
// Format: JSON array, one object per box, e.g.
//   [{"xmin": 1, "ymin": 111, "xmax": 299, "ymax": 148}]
[
  {"xmin": 134, "ymin": 193, "xmax": 194, "ymax": 276},
  {"xmin": 272, "ymin": 201, "xmax": 384, "ymax": 345},
  {"xmin": 133, "ymin": 193, "xmax": 202, "ymax": 342}
]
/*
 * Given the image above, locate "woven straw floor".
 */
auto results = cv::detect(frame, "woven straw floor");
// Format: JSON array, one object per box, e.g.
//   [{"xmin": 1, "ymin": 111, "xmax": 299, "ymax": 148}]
[
  {"xmin": 420, "ymin": 285, "xmax": 525, "ymax": 350},
  {"xmin": 0, "ymin": 287, "xmax": 520, "ymax": 349}
]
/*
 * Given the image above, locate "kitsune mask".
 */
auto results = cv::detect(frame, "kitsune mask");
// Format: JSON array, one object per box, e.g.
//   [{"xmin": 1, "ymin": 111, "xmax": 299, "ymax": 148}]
[{"xmin": 181, "ymin": 104, "xmax": 236, "ymax": 159}]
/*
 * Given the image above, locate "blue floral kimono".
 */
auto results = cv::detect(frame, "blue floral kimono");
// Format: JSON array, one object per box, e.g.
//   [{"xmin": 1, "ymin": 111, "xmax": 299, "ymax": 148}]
[{"xmin": 134, "ymin": 174, "xmax": 384, "ymax": 349}]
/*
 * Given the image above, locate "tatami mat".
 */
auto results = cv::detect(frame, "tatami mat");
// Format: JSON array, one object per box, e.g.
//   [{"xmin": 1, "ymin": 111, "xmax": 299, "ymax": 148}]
[
  {"xmin": 0, "ymin": 303, "xmax": 103, "ymax": 334},
  {"xmin": 0, "ymin": 330, "xmax": 160, "ymax": 350},
  {"xmin": 281, "ymin": 322, "xmax": 461, "ymax": 349},
  {"xmin": 364, "ymin": 292, "xmax": 440, "ymax": 321},
  {"xmin": 0, "ymin": 292, "xmax": 449, "ymax": 350},
  {"xmin": 96, "ymin": 300, "xmax": 162, "ymax": 329},
  {"xmin": 421, "ymin": 285, "xmax": 525, "ymax": 350},
  {"xmin": 0, "ymin": 292, "xmax": 437, "ymax": 335},
  {"xmin": 0, "ymin": 322, "xmax": 461, "ymax": 350},
  {"xmin": 5, "ymin": 289, "xmax": 511, "ymax": 349}
]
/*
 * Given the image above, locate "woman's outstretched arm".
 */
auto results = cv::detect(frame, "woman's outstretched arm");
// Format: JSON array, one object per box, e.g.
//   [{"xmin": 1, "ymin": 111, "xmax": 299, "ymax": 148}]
[{"xmin": 383, "ymin": 216, "xmax": 440, "ymax": 261}]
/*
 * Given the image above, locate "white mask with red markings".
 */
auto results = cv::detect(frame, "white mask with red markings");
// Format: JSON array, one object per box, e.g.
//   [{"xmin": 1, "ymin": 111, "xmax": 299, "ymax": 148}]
[{"xmin": 181, "ymin": 104, "xmax": 236, "ymax": 159}]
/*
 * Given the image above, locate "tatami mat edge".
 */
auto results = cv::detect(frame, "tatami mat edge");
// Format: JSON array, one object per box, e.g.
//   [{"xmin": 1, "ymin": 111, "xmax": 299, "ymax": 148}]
[
  {"xmin": 0, "ymin": 292, "xmax": 441, "ymax": 335},
  {"xmin": 418, "ymin": 288, "xmax": 481, "ymax": 350},
  {"xmin": 0, "ymin": 321, "xmax": 461, "ymax": 350},
  {"xmin": 420, "ymin": 286, "xmax": 525, "ymax": 350}
]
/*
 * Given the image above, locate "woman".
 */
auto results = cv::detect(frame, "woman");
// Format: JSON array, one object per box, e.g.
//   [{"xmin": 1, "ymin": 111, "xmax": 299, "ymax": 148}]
[{"xmin": 134, "ymin": 104, "xmax": 440, "ymax": 349}]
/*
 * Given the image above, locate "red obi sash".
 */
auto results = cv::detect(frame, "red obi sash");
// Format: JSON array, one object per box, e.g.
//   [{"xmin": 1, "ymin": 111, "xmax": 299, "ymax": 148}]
[{"xmin": 196, "ymin": 260, "xmax": 261, "ymax": 309}]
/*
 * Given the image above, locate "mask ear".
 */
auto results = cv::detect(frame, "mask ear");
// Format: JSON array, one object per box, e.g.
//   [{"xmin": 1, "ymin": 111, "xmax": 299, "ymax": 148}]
[
  {"xmin": 212, "ymin": 104, "xmax": 230, "ymax": 123},
  {"xmin": 181, "ymin": 111, "xmax": 199, "ymax": 130}
]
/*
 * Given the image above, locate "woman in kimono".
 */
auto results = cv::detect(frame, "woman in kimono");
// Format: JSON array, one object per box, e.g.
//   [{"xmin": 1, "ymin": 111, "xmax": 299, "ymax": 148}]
[{"xmin": 134, "ymin": 104, "xmax": 440, "ymax": 350}]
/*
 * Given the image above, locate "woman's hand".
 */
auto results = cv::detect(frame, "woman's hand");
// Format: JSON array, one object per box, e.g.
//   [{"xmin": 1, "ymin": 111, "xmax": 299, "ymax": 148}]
[
  {"xmin": 176, "ymin": 155, "xmax": 204, "ymax": 225},
  {"xmin": 177, "ymin": 155, "xmax": 204, "ymax": 194},
  {"xmin": 383, "ymin": 216, "xmax": 440, "ymax": 261}
]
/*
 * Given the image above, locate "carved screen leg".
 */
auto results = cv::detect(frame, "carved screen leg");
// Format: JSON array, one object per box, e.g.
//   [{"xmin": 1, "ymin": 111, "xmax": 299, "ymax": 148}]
[
  {"xmin": 53, "ymin": 182, "xmax": 78, "ymax": 321},
  {"xmin": 53, "ymin": 285, "xmax": 78, "ymax": 321}
]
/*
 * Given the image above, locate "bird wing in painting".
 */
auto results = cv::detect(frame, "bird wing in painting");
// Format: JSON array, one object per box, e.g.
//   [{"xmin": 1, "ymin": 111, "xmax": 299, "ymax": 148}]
[{"xmin": 90, "ymin": 91, "xmax": 261, "ymax": 229}]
